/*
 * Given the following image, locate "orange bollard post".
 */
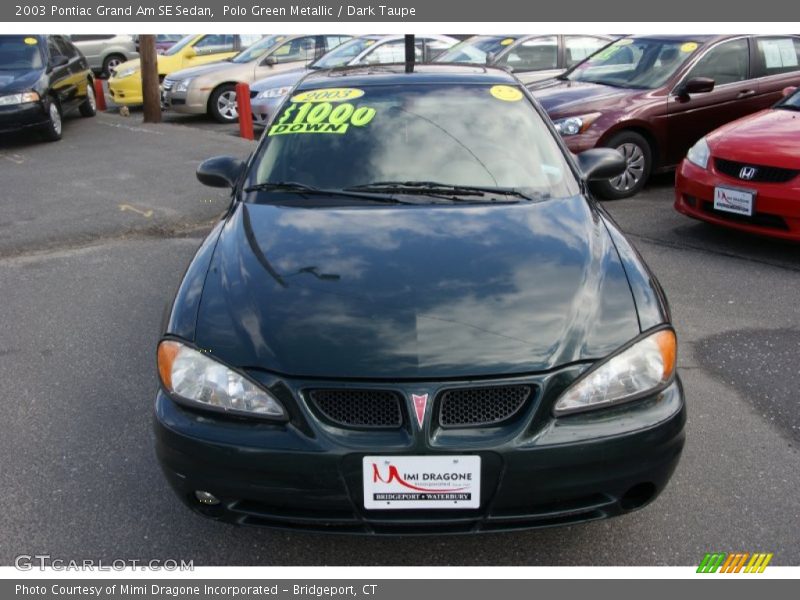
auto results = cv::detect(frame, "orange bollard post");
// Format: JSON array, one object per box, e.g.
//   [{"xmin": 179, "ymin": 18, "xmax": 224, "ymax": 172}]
[
  {"xmin": 236, "ymin": 82, "xmax": 254, "ymax": 140},
  {"xmin": 93, "ymin": 78, "xmax": 107, "ymax": 112}
]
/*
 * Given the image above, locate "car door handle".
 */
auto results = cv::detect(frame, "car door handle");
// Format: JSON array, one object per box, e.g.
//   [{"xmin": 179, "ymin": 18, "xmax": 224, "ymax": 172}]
[{"xmin": 737, "ymin": 89, "xmax": 756, "ymax": 98}]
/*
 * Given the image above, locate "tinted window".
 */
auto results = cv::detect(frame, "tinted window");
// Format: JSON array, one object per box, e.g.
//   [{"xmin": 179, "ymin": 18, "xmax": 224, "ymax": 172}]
[
  {"xmin": 313, "ymin": 38, "xmax": 378, "ymax": 69},
  {"xmin": 754, "ymin": 37, "xmax": 800, "ymax": 76},
  {"xmin": 193, "ymin": 34, "xmax": 235, "ymax": 54},
  {"xmin": 324, "ymin": 36, "xmax": 351, "ymax": 50},
  {"xmin": 496, "ymin": 37, "xmax": 558, "ymax": 72},
  {"xmin": 359, "ymin": 40, "xmax": 423, "ymax": 64},
  {"xmin": 569, "ymin": 38, "xmax": 702, "ymax": 89},
  {"xmin": 0, "ymin": 36, "xmax": 45, "ymax": 70},
  {"xmin": 250, "ymin": 84, "xmax": 578, "ymax": 200},
  {"xmin": 436, "ymin": 36, "xmax": 519, "ymax": 65},
  {"xmin": 54, "ymin": 36, "xmax": 79, "ymax": 59},
  {"xmin": 272, "ymin": 36, "xmax": 317, "ymax": 63},
  {"xmin": 686, "ymin": 38, "xmax": 749, "ymax": 85},
  {"xmin": 70, "ymin": 35, "xmax": 114, "ymax": 42},
  {"xmin": 565, "ymin": 36, "xmax": 609, "ymax": 68}
]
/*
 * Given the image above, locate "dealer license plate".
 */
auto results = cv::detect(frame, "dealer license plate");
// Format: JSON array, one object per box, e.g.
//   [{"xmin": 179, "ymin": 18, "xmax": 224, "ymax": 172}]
[
  {"xmin": 363, "ymin": 455, "xmax": 481, "ymax": 509},
  {"xmin": 714, "ymin": 186, "xmax": 754, "ymax": 216}
]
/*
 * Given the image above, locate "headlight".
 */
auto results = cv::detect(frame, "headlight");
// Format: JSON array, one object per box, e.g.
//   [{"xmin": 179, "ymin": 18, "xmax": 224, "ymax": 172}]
[
  {"xmin": 553, "ymin": 329, "xmax": 677, "ymax": 416},
  {"xmin": 157, "ymin": 340, "xmax": 286, "ymax": 419},
  {"xmin": 113, "ymin": 66, "xmax": 138, "ymax": 79},
  {"xmin": 0, "ymin": 91, "xmax": 40, "ymax": 106},
  {"xmin": 256, "ymin": 86, "xmax": 293, "ymax": 100},
  {"xmin": 686, "ymin": 137, "xmax": 710, "ymax": 169},
  {"xmin": 174, "ymin": 78, "xmax": 193, "ymax": 93},
  {"xmin": 553, "ymin": 113, "xmax": 600, "ymax": 136}
]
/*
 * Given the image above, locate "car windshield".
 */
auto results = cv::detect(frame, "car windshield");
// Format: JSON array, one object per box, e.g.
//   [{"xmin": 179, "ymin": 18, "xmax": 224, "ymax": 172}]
[
  {"xmin": 776, "ymin": 88, "xmax": 800, "ymax": 110},
  {"xmin": 312, "ymin": 37, "xmax": 379, "ymax": 69},
  {"xmin": 0, "ymin": 36, "xmax": 44, "ymax": 70},
  {"xmin": 435, "ymin": 36, "xmax": 519, "ymax": 65},
  {"xmin": 247, "ymin": 83, "xmax": 579, "ymax": 202},
  {"xmin": 566, "ymin": 37, "xmax": 701, "ymax": 89},
  {"xmin": 163, "ymin": 35, "xmax": 197, "ymax": 57},
  {"xmin": 231, "ymin": 35, "xmax": 283, "ymax": 63}
]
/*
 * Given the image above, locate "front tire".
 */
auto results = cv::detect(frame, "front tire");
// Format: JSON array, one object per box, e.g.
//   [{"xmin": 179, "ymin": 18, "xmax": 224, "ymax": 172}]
[
  {"xmin": 591, "ymin": 131, "xmax": 652, "ymax": 200},
  {"xmin": 209, "ymin": 84, "xmax": 239, "ymax": 123},
  {"xmin": 41, "ymin": 99, "xmax": 63, "ymax": 142},
  {"xmin": 79, "ymin": 82, "xmax": 97, "ymax": 117}
]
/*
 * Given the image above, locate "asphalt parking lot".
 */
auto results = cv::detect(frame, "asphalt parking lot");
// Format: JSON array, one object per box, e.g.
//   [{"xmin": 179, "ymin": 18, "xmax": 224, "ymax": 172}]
[{"xmin": 1, "ymin": 109, "xmax": 798, "ymax": 567}]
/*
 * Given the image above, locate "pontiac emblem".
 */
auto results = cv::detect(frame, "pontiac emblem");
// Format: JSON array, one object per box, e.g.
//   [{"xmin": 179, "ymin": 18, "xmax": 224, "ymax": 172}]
[{"xmin": 411, "ymin": 394, "xmax": 428, "ymax": 428}]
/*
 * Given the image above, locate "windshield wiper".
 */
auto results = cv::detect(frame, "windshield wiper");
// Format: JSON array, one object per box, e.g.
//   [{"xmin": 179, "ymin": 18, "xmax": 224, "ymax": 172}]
[
  {"xmin": 345, "ymin": 181, "xmax": 545, "ymax": 202},
  {"xmin": 242, "ymin": 181, "xmax": 415, "ymax": 204}
]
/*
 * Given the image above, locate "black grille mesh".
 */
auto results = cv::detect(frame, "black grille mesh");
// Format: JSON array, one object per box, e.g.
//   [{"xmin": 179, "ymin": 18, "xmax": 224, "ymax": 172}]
[
  {"xmin": 715, "ymin": 158, "xmax": 799, "ymax": 184},
  {"xmin": 308, "ymin": 389, "xmax": 403, "ymax": 429},
  {"xmin": 438, "ymin": 385, "xmax": 532, "ymax": 427}
]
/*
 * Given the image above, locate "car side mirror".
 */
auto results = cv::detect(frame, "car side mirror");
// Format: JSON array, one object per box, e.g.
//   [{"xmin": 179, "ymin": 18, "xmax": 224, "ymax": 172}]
[
  {"xmin": 576, "ymin": 148, "xmax": 627, "ymax": 181},
  {"xmin": 184, "ymin": 46, "xmax": 197, "ymax": 58},
  {"xmin": 262, "ymin": 55, "xmax": 278, "ymax": 66},
  {"xmin": 676, "ymin": 77, "xmax": 715, "ymax": 97},
  {"xmin": 782, "ymin": 86, "xmax": 797, "ymax": 98},
  {"xmin": 50, "ymin": 54, "xmax": 69, "ymax": 68},
  {"xmin": 196, "ymin": 156, "xmax": 245, "ymax": 189}
]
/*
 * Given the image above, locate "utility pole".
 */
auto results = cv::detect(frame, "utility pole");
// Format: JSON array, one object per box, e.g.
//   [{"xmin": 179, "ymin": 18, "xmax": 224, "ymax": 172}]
[{"xmin": 139, "ymin": 34, "xmax": 161, "ymax": 123}]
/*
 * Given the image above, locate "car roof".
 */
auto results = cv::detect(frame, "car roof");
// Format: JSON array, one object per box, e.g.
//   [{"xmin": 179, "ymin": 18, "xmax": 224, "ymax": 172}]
[
  {"xmin": 623, "ymin": 34, "xmax": 717, "ymax": 42},
  {"xmin": 296, "ymin": 63, "xmax": 520, "ymax": 88}
]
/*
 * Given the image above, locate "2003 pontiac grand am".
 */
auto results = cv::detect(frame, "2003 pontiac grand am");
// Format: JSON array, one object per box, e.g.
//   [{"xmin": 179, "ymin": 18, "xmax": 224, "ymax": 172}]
[{"xmin": 154, "ymin": 64, "xmax": 685, "ymax": 534}]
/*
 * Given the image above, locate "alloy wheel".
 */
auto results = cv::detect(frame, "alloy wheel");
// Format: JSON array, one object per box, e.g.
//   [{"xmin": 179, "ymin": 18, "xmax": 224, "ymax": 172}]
[{"xmin": 608, "ymin": 142, "xmax": 645, "ymax": 193}]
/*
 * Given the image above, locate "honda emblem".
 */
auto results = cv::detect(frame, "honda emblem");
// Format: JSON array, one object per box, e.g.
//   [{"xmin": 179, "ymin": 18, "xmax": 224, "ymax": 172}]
[{"xmin": 739, "ymin": 166, "xmax": 757, "ymax": 180}]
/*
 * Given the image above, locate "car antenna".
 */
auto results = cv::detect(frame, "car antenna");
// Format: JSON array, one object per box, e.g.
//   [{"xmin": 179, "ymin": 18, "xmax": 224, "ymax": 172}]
[{"xmin": 405, "ymin": 34, "xmax": 415, "ymax": 73}]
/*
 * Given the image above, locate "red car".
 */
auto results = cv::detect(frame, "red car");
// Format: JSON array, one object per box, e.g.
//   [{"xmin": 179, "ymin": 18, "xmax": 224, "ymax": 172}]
[{"xmin": 675, "ymin": 86, "xmax": 800, "ymax": 240}]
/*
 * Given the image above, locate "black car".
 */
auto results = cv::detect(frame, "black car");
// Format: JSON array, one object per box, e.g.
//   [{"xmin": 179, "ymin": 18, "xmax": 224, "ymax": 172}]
[
  {"xmin": 0, "ymin": 35, "xmax": 96, "ymax": 141},
  {"xmin": 154, "ymin": 64, "xmax": 685, "ymax": 534}
]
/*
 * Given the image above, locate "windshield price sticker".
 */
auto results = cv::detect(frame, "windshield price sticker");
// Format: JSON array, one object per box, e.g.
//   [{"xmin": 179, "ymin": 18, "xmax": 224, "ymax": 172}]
[
  {"xmin": 269, "ymin": 101, "xmax": 376, "ymax": 136},
  {"xmin": 24, "ymin": 37, "xmax": 38, "ymax": 45},
  {"xmin": 290, "ymin": 87, "xmax": 365, "ymax": 103},
  {"xmin": 681, "ymin": 42, "xmax": 699, "ymax": 53},
  {"xmin": 490, "ymin": 85, "xmax": 523, "ymax": 102}
]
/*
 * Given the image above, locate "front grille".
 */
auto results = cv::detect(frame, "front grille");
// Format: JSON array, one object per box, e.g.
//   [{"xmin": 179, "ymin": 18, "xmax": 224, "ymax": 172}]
[
  {"xmin": 308, "ymin": 389, "xmax": 404, "ymax": 429},
  {"xmin": 715, "ymin": 157, "xmax": 799, "ymax": 184},
  {"xmin": 438, "ymin": 385, "xmax": 532, "ymax": 428},
  {"xmin": 162, "ymin": 78, "xmax": 175, "ymax": 91}
]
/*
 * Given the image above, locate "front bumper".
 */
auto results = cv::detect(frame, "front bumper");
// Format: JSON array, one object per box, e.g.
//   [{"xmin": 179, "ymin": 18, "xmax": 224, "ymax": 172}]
[
  {"xmin": 154, "ymin": 369, "xmax": 686, "ymax": 534},
  {"xmin": 161, "ymin": 85, "xmax": 208, "ymax": 115},
  {"xmin": 675, "ymin": 159, "xmax": 800, "ymax": 241},
  {"xmin": 250, "ymin": 95, "xmax": 283, "ymax": 127},
  {"xmin": 0, "ymin": 101, "xmax": 48, "ymax": 134},
  {"xmin": 108, "ymin": 75, "xmax": 143, "ymax": 106}
]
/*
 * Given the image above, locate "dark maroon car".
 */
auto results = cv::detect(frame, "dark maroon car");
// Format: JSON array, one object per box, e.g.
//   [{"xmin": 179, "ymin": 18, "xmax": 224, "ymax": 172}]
[{"xmin": 529, "ymin": 35, "xmax": 800, "ymax": 199}]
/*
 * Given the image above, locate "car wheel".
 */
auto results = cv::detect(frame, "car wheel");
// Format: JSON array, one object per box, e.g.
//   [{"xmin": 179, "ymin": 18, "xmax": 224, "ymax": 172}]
[
  {"xmin": 102, "ymin": 53, "xmax": 125, "ymax": 77},
  {"xmin": 209, "ymin": 84, "xmax": 239, "ymax": 123},
  {"xmin": 79, "ymin": 82, "xmax": 97, "ymax": 117},
  {"xmin": 591, "ymin": 131, "xmax": 652, "ymax": 200},
  {"xmin": 41, "ymin": 99, "xmax": 63, "ymax": 142}
]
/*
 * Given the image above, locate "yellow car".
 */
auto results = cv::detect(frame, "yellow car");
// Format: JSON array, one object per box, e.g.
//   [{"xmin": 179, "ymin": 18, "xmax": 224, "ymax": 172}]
[{"xmin": 107, "ymin": 34, "xmax": 263, "ymax": 106}]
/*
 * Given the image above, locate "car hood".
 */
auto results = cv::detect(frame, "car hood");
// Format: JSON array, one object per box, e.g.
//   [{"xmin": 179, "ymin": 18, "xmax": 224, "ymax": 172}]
[
  {"xmin": 168, "ymin": 59, "xmax": 243, "ymax": 81},
  {"xmin": 194, "ymin": 196, "xmax": 640, "ymax": 379},
  {"xmin": 529, "ymin": 79, "xmax": 636, "ymax": 117},
  {"xmin": 251, "ymin": 67, "xmax": 310, "ymax": 92},
  {"xmin": 0, "ymin": 68, "xmax": 43, "ymax": 93},
  {"xmin": 708, "ymin": 109, "xmax": 800, "ymax": 168}
]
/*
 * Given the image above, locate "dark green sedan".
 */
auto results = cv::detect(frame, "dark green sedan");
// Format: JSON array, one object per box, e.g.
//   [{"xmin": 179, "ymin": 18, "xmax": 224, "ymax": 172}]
[{"xmin": 154, "ymin": 63, "xmax": 685, "ymax": 533}]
